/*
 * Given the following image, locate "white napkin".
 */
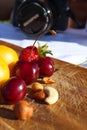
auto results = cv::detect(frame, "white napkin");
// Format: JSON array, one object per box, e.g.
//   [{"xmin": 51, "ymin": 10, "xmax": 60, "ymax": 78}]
[{"xmin": 0, "ymin": 23, "xmax": 87, "ymax": 66}]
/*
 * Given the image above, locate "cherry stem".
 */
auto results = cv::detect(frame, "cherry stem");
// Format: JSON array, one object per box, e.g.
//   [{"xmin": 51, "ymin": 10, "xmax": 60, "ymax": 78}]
[
  {"xmin": 30, "ymin": 33, "xmax": 45, "ymax": 60},
  {"xmin": 32, "ymin": 33, "xmax": 44, "ymax": 46}
]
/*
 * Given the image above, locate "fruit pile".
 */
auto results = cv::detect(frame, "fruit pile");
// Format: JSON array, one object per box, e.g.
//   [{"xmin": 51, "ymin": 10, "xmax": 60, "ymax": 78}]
[
  {"xmin": 0, "ymin": 42, "xmax": 60, "ymax": 120},
  {"xmin": 0, "ymin": 42, "xmax": 56, "ymax": 104}
]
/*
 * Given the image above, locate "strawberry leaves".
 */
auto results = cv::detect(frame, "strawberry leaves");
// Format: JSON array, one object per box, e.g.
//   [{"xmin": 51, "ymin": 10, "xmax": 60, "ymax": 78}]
[{"xmin": 38, "ymin": 42, "xmax": 53, "ymax": 58}]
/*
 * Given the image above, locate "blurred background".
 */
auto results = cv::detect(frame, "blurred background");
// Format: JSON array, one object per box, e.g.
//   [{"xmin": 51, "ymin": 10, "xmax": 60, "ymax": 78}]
[{"xmin": 0, "ymin": 0, "xmax": 87, "ymax": 28}]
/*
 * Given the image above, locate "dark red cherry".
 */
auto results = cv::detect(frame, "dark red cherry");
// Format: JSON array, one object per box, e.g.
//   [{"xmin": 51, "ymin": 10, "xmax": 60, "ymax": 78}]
[
  {"xmin": 14, "ymin": 60, "xmax": 40, "ymax": 85},
  {"xmin": 2, "ymin": 77, "xmax": 27, "ymax": 104},
  {"xmin": 38, "ymin": 57, "xmax": 54, "ymax": 77}
]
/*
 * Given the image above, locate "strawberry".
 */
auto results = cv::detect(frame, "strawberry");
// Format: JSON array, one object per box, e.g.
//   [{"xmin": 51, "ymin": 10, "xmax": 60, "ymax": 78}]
[
  {"xmin": 19, "ymin": 43, "xmax": 53, "ymax": 62},
  {"xmin": 19, "ymin": 46, "xmax": 39, "ymax": 62}
]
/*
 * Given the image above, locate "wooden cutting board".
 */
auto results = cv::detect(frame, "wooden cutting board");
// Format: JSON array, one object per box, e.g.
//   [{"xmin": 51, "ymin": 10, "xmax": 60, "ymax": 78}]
[{"xmin": 0, "ymin": 40, "xmax": 87, "ymax": 130}]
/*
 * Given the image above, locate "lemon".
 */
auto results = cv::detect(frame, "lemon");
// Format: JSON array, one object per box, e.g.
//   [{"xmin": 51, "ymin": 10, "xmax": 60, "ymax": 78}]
[
  {"xmin": 0, "ymin": 45, "xmax": 19, "ymax": 75},
  {"xmin": 0, "ymin": 57, "xmax": 10, "ymax": 88}
]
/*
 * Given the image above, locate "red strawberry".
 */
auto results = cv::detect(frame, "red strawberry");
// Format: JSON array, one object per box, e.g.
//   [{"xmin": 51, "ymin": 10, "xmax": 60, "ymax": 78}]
[
  {"xmin": 19, "ymin": 43, "xmax": 53, "ymax": 62},
  {"xmin": 19, "ymin": 46, "xmax": 39, "ymax": 62}
]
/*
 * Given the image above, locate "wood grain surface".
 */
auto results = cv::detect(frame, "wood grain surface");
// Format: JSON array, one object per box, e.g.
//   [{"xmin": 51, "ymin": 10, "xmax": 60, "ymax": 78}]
[{"xmin": 0, "ymin": 40, "xmax": 87, "ymax": 130}]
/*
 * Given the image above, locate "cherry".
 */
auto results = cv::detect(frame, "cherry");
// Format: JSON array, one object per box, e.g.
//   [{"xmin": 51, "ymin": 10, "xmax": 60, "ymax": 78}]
[
  {"xmin": 2, "ymin": 77, "xmax": 27, "ymax": 104},
  {"xmin": 13, "ymin": 60, "xmax": 40, "ymax": 85},
  {"xmin": 38, "ymin": 57, "xmax": 54, "ymax": 77}
]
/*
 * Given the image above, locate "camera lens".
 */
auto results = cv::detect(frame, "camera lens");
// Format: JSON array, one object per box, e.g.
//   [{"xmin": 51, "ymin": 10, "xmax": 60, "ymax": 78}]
[{"xmin": 15, "ymin": 1, "xmax": 53, "ymax": 36}]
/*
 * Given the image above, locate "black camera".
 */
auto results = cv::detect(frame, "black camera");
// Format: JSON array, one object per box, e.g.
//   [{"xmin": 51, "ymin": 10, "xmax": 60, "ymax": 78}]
[{"xmin": 12, "ymin": 0, "xmax": 82, "ymax": 36}]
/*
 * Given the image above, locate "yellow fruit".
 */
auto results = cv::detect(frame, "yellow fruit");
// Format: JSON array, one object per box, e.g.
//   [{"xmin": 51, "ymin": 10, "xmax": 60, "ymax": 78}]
[
  {"xmin": 0, "ymin": 57, "xmax": 10, "ymax": 88},
  {"xmin": 0, "ymin": 45, "xmax": 18, "ymax": 75}
]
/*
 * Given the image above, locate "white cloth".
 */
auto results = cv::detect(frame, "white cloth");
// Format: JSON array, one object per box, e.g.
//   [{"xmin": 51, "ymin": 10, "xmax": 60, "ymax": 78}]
[{"xmin": 0, "ymin": 22, "xmax": 87, "ymax": 66}]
